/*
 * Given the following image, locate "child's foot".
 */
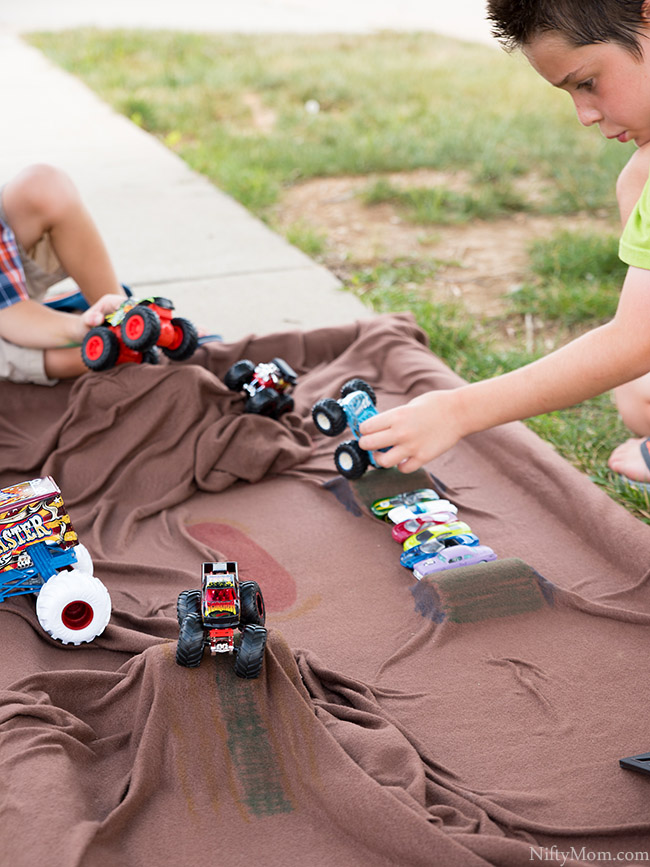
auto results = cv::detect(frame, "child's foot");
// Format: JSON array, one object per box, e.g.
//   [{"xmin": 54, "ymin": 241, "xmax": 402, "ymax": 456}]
[{"xmin": 608, "ymin": 437, "xmax": 650, "ymax": 484}]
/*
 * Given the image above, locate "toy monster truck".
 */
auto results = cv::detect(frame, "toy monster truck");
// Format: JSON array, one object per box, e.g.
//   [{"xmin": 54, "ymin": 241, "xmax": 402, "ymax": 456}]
[
  {"xmin": 81, "ymin": 296, "xmax": 198, "ymax": 371},
  {"xmin": 311, "ymin": 378, "xmax": 383, "ymax": 480},
  {"xmin": 175, "ymin": 561, "xmax": 267, "ymax": 679},
  {"xmin": 0, "ymin": 476, "xmax": 111, "ymax": 644},
  {"xmin": 224, "ymin": 357, "xmax": 297, "ymax": 419}
]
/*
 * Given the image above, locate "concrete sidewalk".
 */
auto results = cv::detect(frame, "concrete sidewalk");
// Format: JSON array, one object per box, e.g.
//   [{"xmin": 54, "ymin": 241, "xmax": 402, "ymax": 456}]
[{"xmin": 0, "ymin": 33, "xmax": 370, "ymax": 339}]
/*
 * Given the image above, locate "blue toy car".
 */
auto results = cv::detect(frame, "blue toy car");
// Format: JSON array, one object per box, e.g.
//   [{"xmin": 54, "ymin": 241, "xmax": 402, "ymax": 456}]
[
  {"xmin": 311, "ymin": 379, "xmax": 383, "ymax": 480},
  {"xmin": 400, "ymin": 532, "xmax": 480, "ymax": 570}
]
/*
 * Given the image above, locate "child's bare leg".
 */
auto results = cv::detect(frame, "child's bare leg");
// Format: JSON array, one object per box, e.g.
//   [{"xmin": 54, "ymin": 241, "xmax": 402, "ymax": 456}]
[
  {"xmin": 44, "ymin": 346, "xmax": 89, "ymax": 380},
  {"xmin": 607, "ymin": 373, "xmax": 650, "ymax": 482},
  {"xmin": 2, "ymin": 164, "xmax": 125, "ymax": 303}
]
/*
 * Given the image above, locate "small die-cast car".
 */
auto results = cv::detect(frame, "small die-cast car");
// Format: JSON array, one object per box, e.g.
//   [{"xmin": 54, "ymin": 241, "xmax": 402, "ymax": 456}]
[
  {"xmin": 370, "ymin": 488, "xmax": 440, "ymax": 520},
  {"xmin": 224, "ymin": 357, "xmax": 297, "ymax": 419},
  {"xmin": 82, "ymin": 296, "xmax": 198, "ymax": 371},
  {"xmin": 402, "ymin": 520, "xmax": 472, "ymax": 553},
  {"xmin": 413, "ymin": 544, "xmax": 497, "ymax": 580},
  {"xmin": 386, "ymin": 499, "xmax": 457, "ymax": 525},
  {"xmin": 175, "ymin": 561, "xmax": 267, "ymax": 679},
  {"xmin": 0, "ymin": 476, "xmax": 111, "ymax": 644},
  {"xmin": 400, "ymin": 532, "xmax": 480, "ymax": 570},
  {"xmin": 391, "ymin": 503, "xmax": 459, "ymax": 542},
  {"xmin": 312, "ymin": 379, "xmax": 383, "ymax": 480}
]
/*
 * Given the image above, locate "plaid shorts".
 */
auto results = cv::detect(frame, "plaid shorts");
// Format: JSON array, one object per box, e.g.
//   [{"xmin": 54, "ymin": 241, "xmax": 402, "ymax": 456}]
[{"xmin": 0, "ymin": 185, "xmax": 68, "ymax": 385}]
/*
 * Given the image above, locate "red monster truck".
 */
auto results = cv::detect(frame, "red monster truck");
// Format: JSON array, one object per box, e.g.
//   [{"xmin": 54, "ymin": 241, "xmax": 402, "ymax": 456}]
[
  {"xmin": 224, "ymin": 357, "xmax": 297, "ymax": 419},
  {"xmin": 81, "ymin": 296, "xmax": 198, "ymax": 370},
  {"xmin": 0, "ymin": 476, "xmax": 111, "ymax": 644},
  {"xmin": 175, "ymin": 561, "xmax": 267, "ymax": 679}
]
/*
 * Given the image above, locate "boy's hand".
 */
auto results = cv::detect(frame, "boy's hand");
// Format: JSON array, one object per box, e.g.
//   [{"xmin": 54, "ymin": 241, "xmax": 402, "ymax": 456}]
[
  {"xmin": 358, "ymin": 389, "xmax": 464, "ymax": 474},
  {"xmin": 80, "ymin": 294, "xmax": 127, "ymax": 329}
]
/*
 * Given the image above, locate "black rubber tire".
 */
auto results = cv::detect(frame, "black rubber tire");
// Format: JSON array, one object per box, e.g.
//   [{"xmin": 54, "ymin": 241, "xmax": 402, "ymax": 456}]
[
  {"xmin": 239, "ymin": 581, "xmax": 266, "ymax": 626},
  {"xmin": 311, "ymin": 398, "xmax": 347, "ymax": 436},
  {"xmin": 341, "ymin": 378, "xmax": 376, "ymax": 404},
  {"xmin": 246, "ymin": 387, "xmax": 278, "ymax": 416},
  {"xmin": 176, "ymin": 613, "xmax": 205, "ymax": 667},
  {"xmin": 176, "ymin": 589, "xmax": 202, "ymax": 626},
  {"xmin": 234, "ymin": 625, "xmax": 267, "ymax": 679},
  {"xmin": 273, "ymin": 393, "xmax": 294, "ymax": 418},
  {"xmin": 224, "ymin": 359, "xmax": 256, "ymax": 391},
  {"xmin": 335, "ymin": 440, "xmax": 370, "ymax": 480},
  {"xmin": 121, "ymin": 305, "xmax": 161, "ymax": 351},
  {"xmin": 82, "ymin": 327, "xmax": 120, "ymax": 371},
  {"xmin": 271, "ymin": 357, "xmax": 297, "ymax": 384},
  {"xmin": 162, "ymin": 317, "xmax": 199, "ymax": 361},
  {"xmin": 142, "ymin": 347, "xmax": 160, "ymax": 365}
]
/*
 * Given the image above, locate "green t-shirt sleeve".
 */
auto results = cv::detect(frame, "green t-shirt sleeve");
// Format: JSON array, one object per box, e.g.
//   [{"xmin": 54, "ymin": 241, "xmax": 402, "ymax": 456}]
[{"xmin": 619, "ymin": 170, "xmax": 650, "ymax": 269}]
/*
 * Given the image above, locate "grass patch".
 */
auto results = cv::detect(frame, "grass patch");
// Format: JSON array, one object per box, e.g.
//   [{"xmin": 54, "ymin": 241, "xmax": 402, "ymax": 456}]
[
  {"xmin": 283, "ymin": 221, "xmax": 327, "ymax": 257},
  {"xmin": 361, "ymin": 177, "xmax": 528, "ymax": 224},
  {"xmin": 509, "ymin": 230, "xmax": 626, "ymax": 327},
  {"xmin": 28, "ymin": 29, "xmax": 630, "ymax": 217}
]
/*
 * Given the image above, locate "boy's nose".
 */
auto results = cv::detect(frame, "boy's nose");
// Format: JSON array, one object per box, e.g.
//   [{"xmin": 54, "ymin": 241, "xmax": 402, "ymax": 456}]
[{"xmin": 574, "ymin": 98, "xmax": 602, "ymax": 127}]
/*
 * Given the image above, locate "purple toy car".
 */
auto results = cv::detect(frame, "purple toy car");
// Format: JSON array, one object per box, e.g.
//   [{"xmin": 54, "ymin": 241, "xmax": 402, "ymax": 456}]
[{"xmin": 412, "ymin": 544, "xmax": 497, "ymax": 580}]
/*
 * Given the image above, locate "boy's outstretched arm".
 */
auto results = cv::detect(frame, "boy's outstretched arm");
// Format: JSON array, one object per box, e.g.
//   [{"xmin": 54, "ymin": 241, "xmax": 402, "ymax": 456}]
[
  {"xmin": 359, "ymin": 264, "xmax": 650, "ymax": 473},
  {"xmin": 0, "ymin": 293, "xmax": 126, "ymax": 350}
]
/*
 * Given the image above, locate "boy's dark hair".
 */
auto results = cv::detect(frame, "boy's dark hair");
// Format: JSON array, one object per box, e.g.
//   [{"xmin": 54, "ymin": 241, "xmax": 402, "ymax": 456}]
[{"xmin": 487, "ymin": 0, "xmax": 649, "ymax": 58}]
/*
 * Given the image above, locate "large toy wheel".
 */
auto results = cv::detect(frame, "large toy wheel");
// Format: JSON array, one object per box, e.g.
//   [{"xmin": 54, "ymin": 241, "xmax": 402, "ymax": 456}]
[
  {"xmin": 177, "ymin": 589, "xmax": 201, "ymax": 626},
  {"xmin": 273, "ymin": 393, "xmax": 294, "ymax": 418},
  {"xmin": 234, "ymin": 624, "xmax": 267, "ymax": 679},
  {"xmin": 176, "ymin": 612, "xmax": 205, "ymax": 667},
  {"xmin": 224, "ymin": 360, "xmax": 256, "ymax": 392},
  {"xmin": 246, "ymin": 387, "xmax": 278, "ymax": 416},
  {"xmin": 335, "ymin": 440, "xmax": 370, "ymax": 480},
  {"xmin": 271, "ymin": 357, "xmax": 297, "ymax": 385},
  {"xmin": 341, "ymin": 378, "xmax": 376, "ymax": 404},
  {"xmin": 35, "ymin": 569, "xmax": 111, "ymax": 645},
  {"xmin": 312, "ymin": 398, "xmax": 346, "ymax": 436},
  {"xmin": 162, "ymin": 318, "xmax": 199, "ymax": 361},
  {"xmin": 82, "ymin": 327, "xmax": 120, "ymax": 371},
  {"xmin": 239, "ymin": 581, "xmax": 265, "ymax": 627},
  {"xmin": 122, "ymin": 305, "xmax": 161, "ymax": 351}
]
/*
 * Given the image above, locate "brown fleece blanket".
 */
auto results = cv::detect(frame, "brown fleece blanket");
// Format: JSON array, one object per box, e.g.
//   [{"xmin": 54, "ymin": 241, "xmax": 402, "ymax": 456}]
[{"xmin": 2, "ymin": 312, "xmax": 650, "ymax": 867}]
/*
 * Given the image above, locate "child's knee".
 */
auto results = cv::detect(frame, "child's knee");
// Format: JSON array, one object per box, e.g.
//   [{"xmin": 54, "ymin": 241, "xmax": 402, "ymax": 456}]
[
  {"xmin": 12, "ymin": 164, "xmax": 81, "ymax": 225},
  {"xmin": 614, "ymin": 376, "xmax": 650, "ymax": 436}
]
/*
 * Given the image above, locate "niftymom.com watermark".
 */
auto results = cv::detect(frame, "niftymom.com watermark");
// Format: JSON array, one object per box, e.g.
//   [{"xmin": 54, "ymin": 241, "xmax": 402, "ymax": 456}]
[{"xmin": 530, "ymin": 846, "xmax": 649, "ymax": 866}]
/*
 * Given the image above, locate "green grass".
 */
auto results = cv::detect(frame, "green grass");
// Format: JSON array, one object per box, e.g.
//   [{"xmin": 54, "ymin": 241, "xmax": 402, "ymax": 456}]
[
  {"xmin": 27, "ymin": 28, "xmax": 648, "ymax": 520},
  {"xmin": 509, "ymin": 230, "xmax": 627, "ymax": 328},
  {"xmin": 361, "ymin": 177, "xmax": 528, "ymax": 224},
  {"xmin": 28, "ymin": 30, "xmax": 631, "ymax": 215}
]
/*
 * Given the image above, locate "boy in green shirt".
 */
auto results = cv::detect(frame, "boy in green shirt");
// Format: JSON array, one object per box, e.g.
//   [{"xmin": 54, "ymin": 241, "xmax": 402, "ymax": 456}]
[{"xmin": 360, "ymin": 0, "xmax": 650, "ymax": 490}]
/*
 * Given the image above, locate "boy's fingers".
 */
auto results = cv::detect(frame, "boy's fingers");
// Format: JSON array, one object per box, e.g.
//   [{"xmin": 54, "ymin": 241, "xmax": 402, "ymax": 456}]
[{"xmin": 358, "ymin": 430, "xmax": 398, "ymax": 451}]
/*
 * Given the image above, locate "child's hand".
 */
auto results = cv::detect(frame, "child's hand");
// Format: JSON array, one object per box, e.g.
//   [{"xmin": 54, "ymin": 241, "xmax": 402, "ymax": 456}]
[
  {"xmin": 81, "ymin": 294, "xmax": 127, "ymax": 329},
  {"xmin": 358, "ymin": 389, "xmax": 463, "ymax": 474}
]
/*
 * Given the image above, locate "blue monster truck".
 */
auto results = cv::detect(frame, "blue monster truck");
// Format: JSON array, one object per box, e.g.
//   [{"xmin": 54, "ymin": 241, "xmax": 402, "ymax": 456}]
[
  {"xmin": 0, "ymin": 477, "xmax": 111, "ymax": 644},
  {"xmin": 311, "ymin": 378, "xmax": 383, "ymax": 480}
]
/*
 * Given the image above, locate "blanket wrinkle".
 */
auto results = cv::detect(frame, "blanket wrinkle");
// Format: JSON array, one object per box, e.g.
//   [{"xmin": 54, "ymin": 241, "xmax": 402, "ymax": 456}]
[{"xmin": 485, "ymin": 655, "xmax": 564, "ymax": 725}]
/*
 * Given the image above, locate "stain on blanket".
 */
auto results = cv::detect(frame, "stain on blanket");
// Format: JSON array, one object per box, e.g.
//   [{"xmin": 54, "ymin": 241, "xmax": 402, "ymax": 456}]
[
  {"xmin": 411, "ymin": 558, "xmax": 554, "ymax": 624},
  {"xmin": 214, "ymin": 664, "xmax": 294, "ymax": 817},
  {"xmin": 324, "ymin": 467, "xmax": 446, "ymax": 518},
  {"xmin": 186, "ymin": 522, "xmax": 297, "ymax": 611}
]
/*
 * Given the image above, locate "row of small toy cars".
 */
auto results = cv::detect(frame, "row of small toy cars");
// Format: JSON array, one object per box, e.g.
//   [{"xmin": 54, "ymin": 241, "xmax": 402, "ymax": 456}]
[{"xmin": 370, "ymin": 487, "xmax": 497, "ymax": 579}]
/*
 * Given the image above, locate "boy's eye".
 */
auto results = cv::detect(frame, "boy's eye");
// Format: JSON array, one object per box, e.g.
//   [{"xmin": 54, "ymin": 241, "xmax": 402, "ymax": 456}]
[{"xmin": 577, "ymin": 79, "xmax": 594, "ymax": 91}]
